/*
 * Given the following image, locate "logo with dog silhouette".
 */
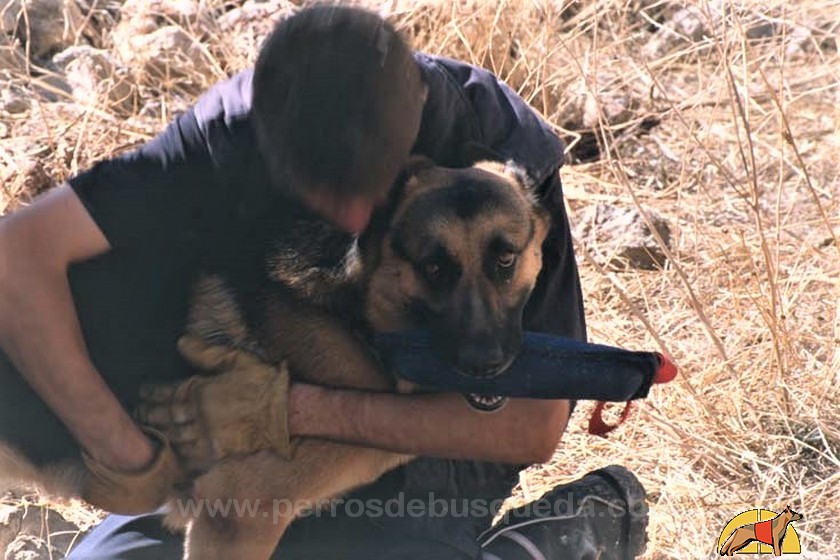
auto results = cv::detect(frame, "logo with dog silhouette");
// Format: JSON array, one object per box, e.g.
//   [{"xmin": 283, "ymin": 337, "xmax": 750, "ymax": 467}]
[{"xmin": 718, "ymin": 505, "xmax": 803, "ymax": 555}]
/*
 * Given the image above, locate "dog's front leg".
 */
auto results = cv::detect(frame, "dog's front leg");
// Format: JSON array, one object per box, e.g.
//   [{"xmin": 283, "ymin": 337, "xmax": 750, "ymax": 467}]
[
  {"xmin": 180, "ymin": 452, "xmax": 295, "ymax": 560},
  {"xmin": 183, "ymin": 504, "xmax": 292, "ymax": 560}
]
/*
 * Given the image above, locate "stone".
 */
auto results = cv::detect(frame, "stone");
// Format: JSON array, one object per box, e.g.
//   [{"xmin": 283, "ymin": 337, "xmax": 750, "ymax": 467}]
[
  {"xmin": 117, "ymin": 0, "xmax": 202, "ymax": 30},
  {"xmin": 0, "ymin": 36, "xmax": 26, "ymax": 71},
  {"xmin": 215, "ymin": 0, "xmax": 295, "ymax": 62},
  {"xmin": 582, "ymin": 87, "xmax": 635, "ymax": 130},
  {"xmin": 52, "ymin": 45, "xmax": 137, "ymax": 115},
  {"xmin": 110, "ymin": 0, "xmax": 220, "ymax": 86},
  {"xmin": 557, "ymin": 73, "xmax": 639, "ymax": 132},
  {"xmin": 642, "ymin": 6, "xmax": 708, "ymax": 59},
  {"xmin": 0, "ymin": 0, "xmax": 86, "ymax": 60},
  {"xmin": 0, "ymin": 81, "xmax": 30, "ymax": 114},
  {"xmin": 574, "ymin": 204, "xmax": 672, "ymax": 270},
  {"xmin": 0, "ymin": 503, "xmax": 24, "ymax": 556},
  {"xmin": 113, "ymin": 25, "xmax": 215, "ymax": 86},
  {"xmin": 0, "ymin": 152, "xmax": 53, "ymax": 204},
  {"xmin": 0, "ymin": 504, "xmax": 82, "ymax": 560}
]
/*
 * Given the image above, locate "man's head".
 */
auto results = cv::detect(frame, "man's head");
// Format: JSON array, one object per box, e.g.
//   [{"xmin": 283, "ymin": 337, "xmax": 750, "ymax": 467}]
[{"xmin": 252, "ymin": 5, "xmax": 426, "ymax": 233}]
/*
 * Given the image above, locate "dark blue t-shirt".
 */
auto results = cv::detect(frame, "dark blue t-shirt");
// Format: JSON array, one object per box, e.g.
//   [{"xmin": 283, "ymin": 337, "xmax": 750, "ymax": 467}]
[
  {"xmin": 63, "ymin": 53, "xmax": 586, "ymax": 555},
  {"xmin": 67, "ymin": 53, "xmax": 583, "ymax": 392}
]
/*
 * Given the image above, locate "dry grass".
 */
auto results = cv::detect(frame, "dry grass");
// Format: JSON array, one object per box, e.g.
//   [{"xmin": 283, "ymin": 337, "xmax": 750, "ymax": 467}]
[{"xmin": 2, "ymin": 0, "xmax": 839, "ymax": 558}]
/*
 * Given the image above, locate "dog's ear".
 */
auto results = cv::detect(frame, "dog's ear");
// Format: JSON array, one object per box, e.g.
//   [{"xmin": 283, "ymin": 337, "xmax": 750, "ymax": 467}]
[
  {"xmin": 403, "ymin": 155, "xmax": 437, "ymax": 177},
  {"xmin": 398, "ymin": 155, "xmax": 449, "ymax": 200},
  {"xmin": 473, "ymin": 159, "xmax": 551, "ymax": 245},
  {"xmin": 472, "ymin": 160, "xmax": 537, "ymax": 196},
  {"xmin": 357, "ymin": 156, "xmax": 438, "ymax": 270}
]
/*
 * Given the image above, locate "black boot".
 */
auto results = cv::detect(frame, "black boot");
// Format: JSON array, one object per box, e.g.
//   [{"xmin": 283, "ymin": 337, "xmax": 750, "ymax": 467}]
[{"xmin": 479, "ymin": 465, "xmax": 648, "ymax": 560}]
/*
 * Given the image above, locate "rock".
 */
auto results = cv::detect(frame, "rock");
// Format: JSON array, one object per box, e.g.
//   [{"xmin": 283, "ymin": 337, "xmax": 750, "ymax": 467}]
[
  {"xmin": 574, "ymin": 204, "xmax": 672, "ymax": 270},
  {"xmin": 0, "ymin": 153, "xmax": 53, "ymax": 205},
  {"xmin": 1, "ymin": 505, "xmax": 81, "ymax": 559},
  {"xmin": 117, "ymin": 0, "xmax": 204, "ymax": 31},
  {"xmin": 744, "ymin": 18, "xmax": 776, "ymax": 41},
  {"xmin": 643, "ymin": 3, "xmax": 839, "ymax": 59},
  {"xmin": 18, "ymin": 158, "xmax": 53, "ymax": 197},
  {"xmin": 817, "ymin": 20, "xmax": 839, "ymax": 52},
  {"xmin": 582, "ymin": 87, "xmax": 636, "ymax": 130},
  {"xmin": 52, "ymin": 46, "xmax": 137, "ymax": 115},
  {"xmin": 0, "ymin": 36, "xmax": 26, "ymax": 71},
  {"xmin": 217, "ymin": 0, "xmax": 294, "ymax": 33},
  {"xmin": 0, "ymin": 80, "xmax": 30, "ymax": 114},
  {"xmin": 113, "ymin": 25, "xmax": 216, "ymax": 87},
  {"xmin": 783, "ymin": 23, "xmax": 840, "ymax": 56},
  {"xmin": 785, "ymin": 24, "xmax": 814, "ymax": 56},
  {"xmin": 558, "ymin": 72, "xmax": 639, "ymax": 131},
  {"xmin": 216, "ymin": 0, "xmax": 295, "ymax": 62},
  {"xmin": 0, "ymin": 0, "xmax": 86, "ymax": 60},
  {"xmin": 643, "ymin": 6, "xmax": 708, "ymax": 59},
  {"xmin": 110, "ymin": 0, "xmax": 221, "ymax": 86},
  {"xmin": 0, "ymin": 503, "xmax": 24, "ymax": 555},
  {"xmin": 30, "ymin": 72, "xmax": 72, "ymax": 102}
]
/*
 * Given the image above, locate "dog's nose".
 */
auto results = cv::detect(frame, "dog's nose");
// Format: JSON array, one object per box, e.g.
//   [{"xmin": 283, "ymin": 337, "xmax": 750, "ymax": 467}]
[{"xmin": 456, "ymin": 344, "xmax": 507, "ymax": 378}]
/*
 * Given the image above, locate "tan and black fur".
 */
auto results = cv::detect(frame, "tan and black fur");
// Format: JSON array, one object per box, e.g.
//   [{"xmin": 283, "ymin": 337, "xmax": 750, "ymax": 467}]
[{"xmin": 0, "ymin": 158, "xmax": 551, "ymax": 559}]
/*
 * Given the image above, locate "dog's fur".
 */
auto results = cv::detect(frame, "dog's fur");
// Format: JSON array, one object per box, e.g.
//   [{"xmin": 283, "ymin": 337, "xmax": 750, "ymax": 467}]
[
  {"xmin": 719, "ymin": 505, "xmax": 803, "ymax": 556},
  {"xmin": 0, "ymin": 159, "xmax": 550, "ymax": 559}
]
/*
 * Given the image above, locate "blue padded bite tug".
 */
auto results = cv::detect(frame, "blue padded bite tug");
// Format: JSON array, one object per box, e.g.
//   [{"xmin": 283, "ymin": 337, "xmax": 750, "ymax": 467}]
[{"xmin": 374, "ymin": 331, "xmax": 677, "ymax": 435}]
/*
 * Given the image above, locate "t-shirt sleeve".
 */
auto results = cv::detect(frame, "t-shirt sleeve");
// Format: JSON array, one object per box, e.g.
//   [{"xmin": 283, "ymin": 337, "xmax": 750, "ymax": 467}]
[
  {"xmin": 523, "ymin": 172, "xmax": 587, "ymax": 341},
  {"xmin": 429, "ymin": 56, "xmax": 566, "ymax": 188},
  {"xmin": 68, "ymin": 109, "xmax": 217, "ymax": 250}
]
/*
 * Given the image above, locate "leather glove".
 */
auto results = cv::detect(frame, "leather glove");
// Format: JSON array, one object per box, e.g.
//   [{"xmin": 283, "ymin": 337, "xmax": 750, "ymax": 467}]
[
  {"xmin": 135, "ymin": 335, "xmax": 297, "ymax": 472},
  {"xmin": 82, "ymin": 426, "xmax": 181, "ymax": 514}
]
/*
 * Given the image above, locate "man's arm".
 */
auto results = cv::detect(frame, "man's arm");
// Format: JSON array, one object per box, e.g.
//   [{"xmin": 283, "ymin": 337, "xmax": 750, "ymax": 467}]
[
  {"xmin": 0, "ymin": 184, "xmax": 155, "ymax": 470},
  {"xmin": 289, "ymin": 384, "xmax": 570, "ymax": 464}
]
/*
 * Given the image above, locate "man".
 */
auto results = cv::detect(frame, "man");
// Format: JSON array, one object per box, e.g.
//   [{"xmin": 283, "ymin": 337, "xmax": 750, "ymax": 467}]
[{"xmin": 0, "ymin": 6, "xmax": 645, "ymax": 559}]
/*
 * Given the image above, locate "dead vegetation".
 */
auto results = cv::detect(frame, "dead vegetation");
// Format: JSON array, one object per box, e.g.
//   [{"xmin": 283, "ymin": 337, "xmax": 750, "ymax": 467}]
[{"xmin": 1, "ymin": 0, "xmax": 839, "ymax": 558}]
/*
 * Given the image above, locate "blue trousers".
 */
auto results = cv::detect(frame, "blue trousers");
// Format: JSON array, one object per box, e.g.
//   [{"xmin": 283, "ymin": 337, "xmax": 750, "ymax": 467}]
[{"xmin": 67, "ymin": 511, "xmax": 480, "ymax": 559}]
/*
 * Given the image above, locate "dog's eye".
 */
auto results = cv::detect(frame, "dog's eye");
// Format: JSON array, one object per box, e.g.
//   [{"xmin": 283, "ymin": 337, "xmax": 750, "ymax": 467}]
[
  {"xmin": 425, "ymin": 262, "xmax": 441, "ymax": 278},
  {"xmin": 420, "ymin": 253, "xmax": 460, "ymax": 288},
  {"xmin": 497, "ymin": 252, "xmax": 517, "ymax": 269}
]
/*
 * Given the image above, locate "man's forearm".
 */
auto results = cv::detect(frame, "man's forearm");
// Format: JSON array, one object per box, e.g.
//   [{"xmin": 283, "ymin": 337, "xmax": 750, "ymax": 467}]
[
  {"xmin": 0, "ymin": 267, "xmax": 153, "ymax": 469},
  {"xmin": 0, "ymin": 186, "xmax": 153, "ymax": 470},
  {"xmin": 289, "ymin": 384, "xmax": 570, "ymax": 464}
]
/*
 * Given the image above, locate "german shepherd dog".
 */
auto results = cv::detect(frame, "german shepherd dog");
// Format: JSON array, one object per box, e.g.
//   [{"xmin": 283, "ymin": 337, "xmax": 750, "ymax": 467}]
[
  {"xmin": 719, "ymin": 506, "xmax": 803, "ymax": 556},
  {"xmin": 0, "ymin": 157, "xmax": 550, "ymax": 559}
]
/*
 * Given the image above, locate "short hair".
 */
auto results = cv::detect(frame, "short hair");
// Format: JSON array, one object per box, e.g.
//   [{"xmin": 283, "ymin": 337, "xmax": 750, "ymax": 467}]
[{"xmin": 252, "ymin": 5, "xmax": 425, "ymax": 199}]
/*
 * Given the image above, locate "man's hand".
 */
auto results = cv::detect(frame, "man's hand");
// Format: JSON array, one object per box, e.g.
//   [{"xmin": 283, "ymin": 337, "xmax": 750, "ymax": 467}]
[
  {"xmin": 82, "ymin": 427, "xmax": 182, "ymax": 514},
  {"xmin": 135, "ymin": 336, "xmax": 296, "ymax": 472}
]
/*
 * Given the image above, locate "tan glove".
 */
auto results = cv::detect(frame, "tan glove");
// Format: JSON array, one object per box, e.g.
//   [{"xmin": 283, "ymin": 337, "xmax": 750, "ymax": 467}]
[
  {"xmin": 134, "ymin": 335, "xmax": 297, "ymax": 472},
  {"xmin": 82, "ymin": 426, "xmax": 182, "ymax": 514}
]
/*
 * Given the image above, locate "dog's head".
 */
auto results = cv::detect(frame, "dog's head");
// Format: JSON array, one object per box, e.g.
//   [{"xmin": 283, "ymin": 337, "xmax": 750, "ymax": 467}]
[
  {"xmin": 365, "ymin": 157, "xmax": 550, "ymax": 378},
  {"xmin": 783, "ymin": 505, "xmax": 804, "ymax": 522}
]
